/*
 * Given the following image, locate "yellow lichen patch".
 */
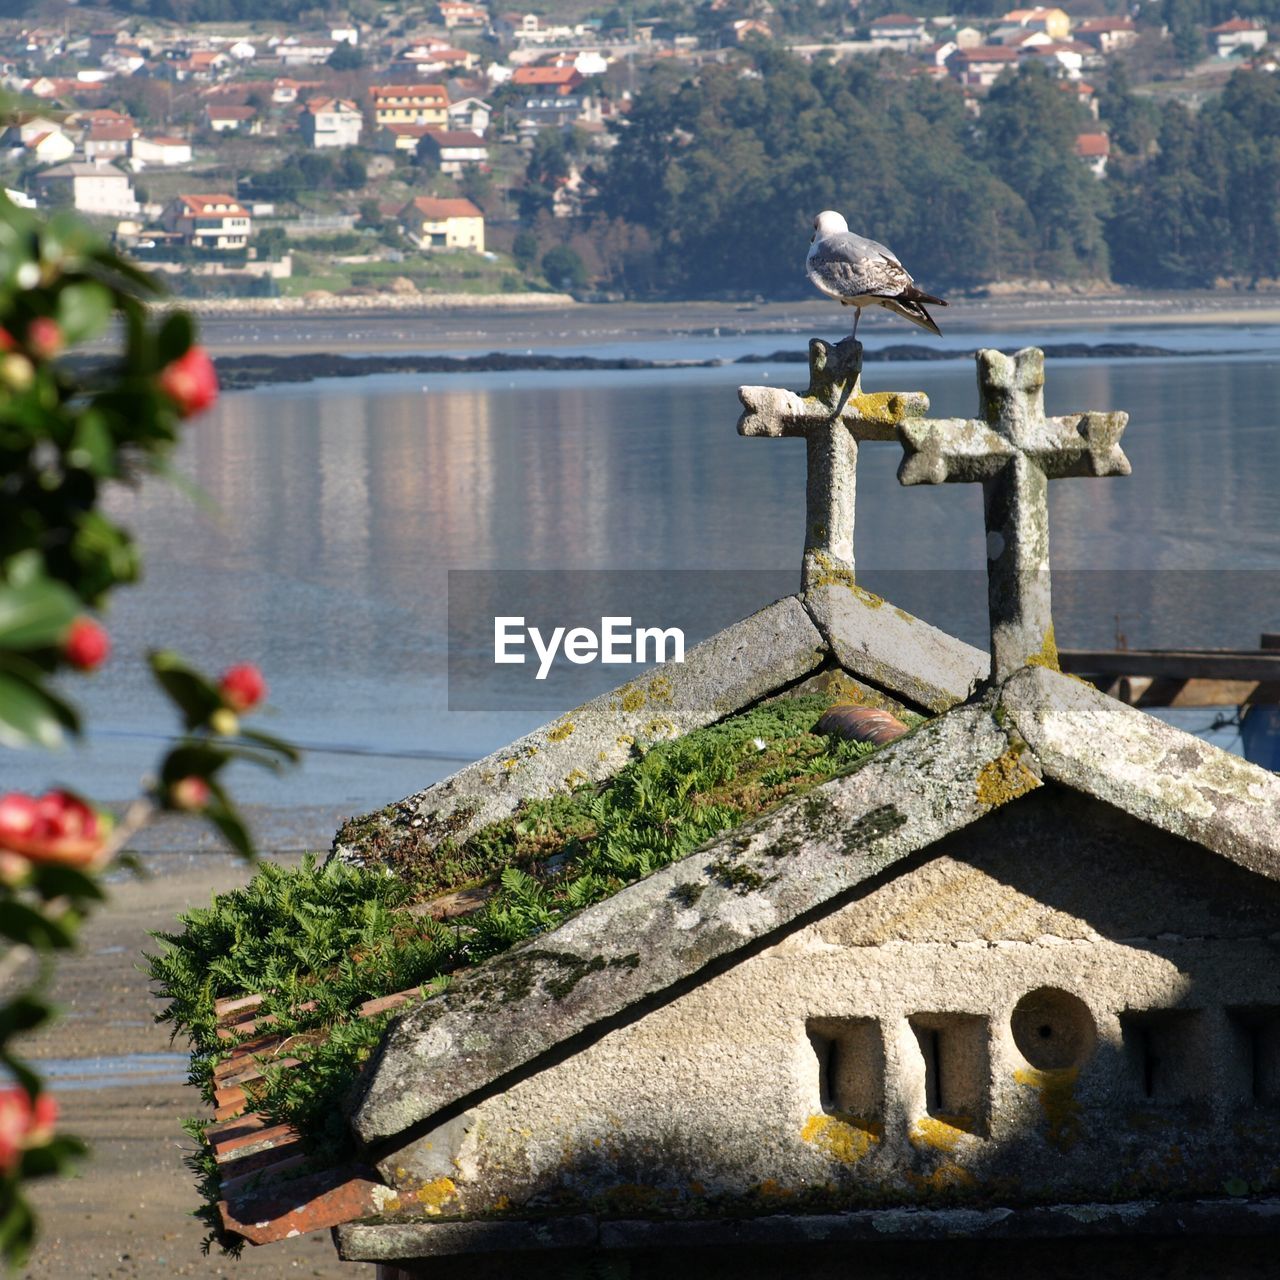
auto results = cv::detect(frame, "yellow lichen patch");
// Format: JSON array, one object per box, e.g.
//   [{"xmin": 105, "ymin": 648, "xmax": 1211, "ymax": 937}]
[
  {"xmin": 801, "ymin": 1113, "xmax": 881, "ymax": 1164},
  {"xmin": 546, "ymin": 719, "xmax": 575, "ymax": 743},
  {"xmin": 564, "ymin": 768, "xmax": 588, "ymax": 788},
  {"xmin": 415, "ymin": 1177, "xmax": 459, "ymax": 1216},
  {"xmin": 1026, "ymin": 623, "xmax": 1060, "ymax": 671},
  {"xmin": 909, "ymin": 1115, "xmax": 972, "ymax": 1153},
  {"xmin": 1015, "ymin": 1066, "xmax": 1081, "ymax": 1152},
  {"xmin": 492, "ymin": 1195, "xmax": 511, "ymax": 1212},
  {"xmin": 644, "ymin": 716, "xmax": 677, "ymax": 738},
  {"xmin": 908, "ymin": 1163, "xmax": 977, "ymax": 1193},
  {"xmin": 618, "ymin": 686, "xmax": 646, "ymax": 713},
  {"xmin": 975, "ymin": 748, "xmax": 1040, "ymax": 807}
]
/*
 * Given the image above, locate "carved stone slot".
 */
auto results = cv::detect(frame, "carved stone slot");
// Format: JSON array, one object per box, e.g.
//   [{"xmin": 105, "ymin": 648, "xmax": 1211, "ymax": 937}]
[
  {"xmin": 1228, "ymin": 1007, "xmax": 1280, "ymax": 1104},
  {"xmin": 908, "ymin": 1013, "xmax": 989, "ymax": 1133},
  {"xmin": 806, "ymin": 1017, "xmax": 883, "ymax": 1123},
  {"xmin": 1119, "ymin": 1009, "xmax": 1207, "ymax": 1103}
]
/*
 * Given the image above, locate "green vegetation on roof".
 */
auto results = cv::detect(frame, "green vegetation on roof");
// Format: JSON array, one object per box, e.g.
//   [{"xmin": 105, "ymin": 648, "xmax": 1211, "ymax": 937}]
[{"xmin": 148, "ymin": 692, "xmax": 918, "ymax": 1244}]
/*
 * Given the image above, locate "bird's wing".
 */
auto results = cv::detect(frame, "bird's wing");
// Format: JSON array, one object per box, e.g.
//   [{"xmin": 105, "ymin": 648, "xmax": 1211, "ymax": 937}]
[{"xmin": 807, "ymin": 232, "xmax": 914, "ymax": 300}]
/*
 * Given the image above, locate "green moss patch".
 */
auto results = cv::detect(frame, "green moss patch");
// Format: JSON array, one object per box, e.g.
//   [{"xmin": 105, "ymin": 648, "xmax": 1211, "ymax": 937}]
[{"xmin": 149, "ymin": 693, "xmax": 919, "ymax": 1241}]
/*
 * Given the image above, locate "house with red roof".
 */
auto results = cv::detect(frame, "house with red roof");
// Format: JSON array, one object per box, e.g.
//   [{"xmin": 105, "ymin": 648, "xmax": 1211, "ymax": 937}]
[
  {"xmin": 1208, "ymin": 18, "xmax": 1268, "ymax": 56},
  {"xmin": 160, "ymin": 194, "xmax": 252, "ymax": 250},
  {"xmin": 400, "ymin": 195, "xmax": 484, "ymax": 251},
  {"xmin": 946, "ymin": 44, "xmax": 1019, "ymax": 88},
  {"xmin": 417, "ymin": 128, "xmax": 489, "ymax": 175},
  {"xmin": 1074, "ymin": 130, "xmax": 1110, "ymax": 178},
  {"xmin": 510, "ymin": 65, "xmax": 584, "ymax": 95},
  {"xmin": 1074, "ymin": 16, "xmax": 1138, "ymax": 54},
  {"xmin": 371, "ymin": 84, "xmax": 450, "ymax": 127},
  {"xmin": 301, "ymin": 98, "xmax": 363, "ymax": 149}
]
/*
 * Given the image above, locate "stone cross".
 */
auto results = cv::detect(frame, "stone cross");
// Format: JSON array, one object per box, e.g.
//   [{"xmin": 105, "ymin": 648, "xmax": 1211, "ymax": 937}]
[
  {"xmin": 737, "ymin": 337, "xmax": 930, "ymax": 591},
  {"xmin": 897, "ymin": 347, "xmax": 1130, "ymax": 683}
]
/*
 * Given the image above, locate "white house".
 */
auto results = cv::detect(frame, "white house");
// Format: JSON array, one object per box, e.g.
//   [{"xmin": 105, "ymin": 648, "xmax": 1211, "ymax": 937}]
[
  {"xmin": 1073, "ymin": 17, "xmax": 1138, "ymax": 54},
  {"xmin": 447, "ymin": 96, "xmax": 492, "ymax": 135},
  {"xmin": 417, "ymin": 128, "xmax": 488, "ymax": 174},
  {"xmin": 868, "ymin": 13, "xmax": 928, "ymax": 50},
  {"xmin": 400, "ymin": 195, "xmax": 484, "ymax": 250},
  {"xmin": 83, "ymin": 121, "xmax": 135, "ymax": 163},
  {"xmin": 131, "ymin": 135, "xmax": 193, "ymax": 167},
  {"xmin": 1074, "ymin": 130, "xmax": 1110, "ymax": 178},
  {"xmin": 1208, "ymin": 18, "xmax": 1268, "ymax": 56},
  {"xmin": 24, "ymin": 129, "xmax": 76, "ymax": 164},
  {"xmin": 160, "ymin": 193, "xmax": 252, "ymax": 250},
  {"xmin": 34, "ymin": 162, "xmax": 138, "ymax": 216},
  {"xmin": 301, "ymin": 98, "xmax": 364, "ymax": 148}
]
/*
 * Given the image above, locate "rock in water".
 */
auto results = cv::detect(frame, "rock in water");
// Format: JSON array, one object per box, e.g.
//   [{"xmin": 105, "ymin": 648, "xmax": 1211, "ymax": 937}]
[{"xmin": 816, "ymin": 705, "xmax": 909, "ymax": 745}]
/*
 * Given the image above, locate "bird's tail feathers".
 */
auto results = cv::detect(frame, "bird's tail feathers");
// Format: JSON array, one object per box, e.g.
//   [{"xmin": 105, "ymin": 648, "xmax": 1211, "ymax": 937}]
[
  {"xmin": 886, "ymin": 297, "xmax": 943, "ymax": 337},
  {"xmin": 901, "ymin": 283, "xmax": 948, "ymax": 307}
]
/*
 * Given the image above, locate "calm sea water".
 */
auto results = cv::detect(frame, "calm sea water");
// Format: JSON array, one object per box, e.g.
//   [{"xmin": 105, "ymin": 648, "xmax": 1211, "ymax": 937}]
[{"xmin": 7, "ymin": 320, "xmax": 1279, "ymax": 849}]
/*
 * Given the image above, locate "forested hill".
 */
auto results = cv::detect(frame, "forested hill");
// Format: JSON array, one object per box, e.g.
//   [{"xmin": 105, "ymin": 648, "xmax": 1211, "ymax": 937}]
[{"xmin": 588, "ymin": 56, "xmax": 1280, "ymax": 296}]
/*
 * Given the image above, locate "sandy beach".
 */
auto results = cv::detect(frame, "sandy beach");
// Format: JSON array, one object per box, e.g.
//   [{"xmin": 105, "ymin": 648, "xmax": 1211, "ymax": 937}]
[{"xmin": 13, "ymin": 852, "xmax": 372, "ymax": 1280}]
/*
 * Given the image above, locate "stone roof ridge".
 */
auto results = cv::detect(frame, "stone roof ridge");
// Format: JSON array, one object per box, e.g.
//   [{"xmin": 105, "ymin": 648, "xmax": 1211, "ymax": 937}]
[{"xmin": 349, "ymin": 666, "xmax": 1280, "ymax": 1146}]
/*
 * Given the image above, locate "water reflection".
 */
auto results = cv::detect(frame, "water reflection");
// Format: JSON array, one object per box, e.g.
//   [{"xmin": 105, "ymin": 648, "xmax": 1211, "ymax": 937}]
[{"xmin": 6, "ymin": 346, "xmax": 1277, "ymax": 823}]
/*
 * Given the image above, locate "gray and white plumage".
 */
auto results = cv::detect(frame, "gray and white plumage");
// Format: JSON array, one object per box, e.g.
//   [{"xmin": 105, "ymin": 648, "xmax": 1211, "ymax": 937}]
[{"xmin": 806, "ymin": 210, "xmax": 946, "ymax": 338}]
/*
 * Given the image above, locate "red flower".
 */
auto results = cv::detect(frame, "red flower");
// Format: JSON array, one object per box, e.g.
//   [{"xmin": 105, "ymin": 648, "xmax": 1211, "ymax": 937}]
[
  {"xmin": 169, "ymin": 776, "xmax": 211, "ymax": 812},
  {"xmin": 157, "ymin": 347, "xmax": 218, "ymax": 418},
  {"xmin": 0, "ymin": 790, "xmax": 107, "ymax": 869},
  {"xmin": 25, "ymin": 317, "xmax": 63, "ymax": 360},
  {"xmin": 0, "ymin": 328, "xmax": 16, "ymax": 352},
  {"xmin": 63, "ymin": 617, "xmax": 110, "ymax": 671},
  {"xmin": 219, "ymin": 663, "xmax": 266, "ymax": 712},
  {"xmin": 0, "ymin": 1089, "xmax": 57, "ymax": 1175}
]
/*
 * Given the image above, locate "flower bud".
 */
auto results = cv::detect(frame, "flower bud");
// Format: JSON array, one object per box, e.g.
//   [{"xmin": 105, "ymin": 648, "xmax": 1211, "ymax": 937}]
[
  {"xmin": 209, "ymin": 708, "xmax": 240, "ymax": 737},
  {"xmin": 219, "ymin": 663, "xmax": 266, "ymax": 713},
  {"xmin": 25, "ymin": 317, "xmax": 63, "ymax": 360},
  {"xmin": 0, "ymin": 353, "xmax": 34, "ymax": 391},
  {"xmin": 157, "ymin": 347, "xmax": 219, "ymax": 418},
  {"xmin": 169, "ymin": 776, "xmax": 211, "ymax": 812},
  {"xmin": 0, "ymin": 789, "xmax": 107, "ymax": 868},
  {"xmin": 63, "ymin": 617, "xmax": 110, "ymax": 671}
]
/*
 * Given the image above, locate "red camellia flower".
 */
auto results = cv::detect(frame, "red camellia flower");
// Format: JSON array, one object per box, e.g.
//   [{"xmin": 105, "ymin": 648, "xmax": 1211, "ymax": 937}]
[
  {"xmin": 157, "ymin": 347, "xmax": 218, "ymax": 418},
  {"xmin": 63, "ymin": 617, "xmax": 110, "ymax": 671},
  {"xmin": 25, "ymin": 317, "xmax": 63, "ymax": 361},
  {"xmin": 0, "ymin": 327, "xmax": 16, "ymax": 352},
  {"xmin": 0, "ymin": 1088, "xmax": 57, "ymax": 1175},
  {"xmin": 219, "ymin": 663, "xmax": 267, "ymax": 712},
  {"xmin": 169, "ymin": 776, "xmax": 211, "ymax": 812},
  {"xmin": 0, "ymin": 790, "xmax": 107, "ymax": 869}
]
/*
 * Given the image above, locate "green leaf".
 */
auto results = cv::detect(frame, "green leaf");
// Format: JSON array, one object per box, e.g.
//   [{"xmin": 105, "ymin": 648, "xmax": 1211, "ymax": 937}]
[
  {"xmin": 0, "ymin": 578, "xmax": 81, "ymax": 650},
  {"xmin": 0, "ymin": 901, "xmax": 75, "ymax": 949},
  {"xmin": 29, "ymin": 863, "xmax": 105, "ymax": 905},
  {"xmin": 67, "ymin": 412, "xmax": 115, "ymax": 476},
  {"xmin": 149, "ymin": 651, "xmax": 222, "ymax": 730},
  {"xmin": 156, "ymin": 311, "xmax": 194, "ymax": 366},
  {"xmin": 159, "ymin": 742, "xmax": 231, "ymax": 785},
  {"xmin": 205, "ymin": 795, "xmax": 255, "ymax": 860},
  {"xmin": 20, "ymin": 1135, "xmax": 87, "ymax": 1178},
  {"xmin": 55, "ymin": 281, "xmax": 112, "ymax": 345},
  {"xmin": 0, "ymin": 671, "xmax": 79, "ymax": 749},
  {"xmin": 0, "ymin": 998, "xmax": 52, "ymax": 1040}
]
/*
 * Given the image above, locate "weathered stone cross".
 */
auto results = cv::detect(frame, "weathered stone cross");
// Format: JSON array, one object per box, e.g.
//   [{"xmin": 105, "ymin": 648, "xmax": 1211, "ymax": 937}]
[
  {"xmin": 897, "ymin": 347, "xmax": 1130, "ymax": 683},
  {"xmin": 737, "ymin": 337, "xmax": 929, "ymax": 591}
]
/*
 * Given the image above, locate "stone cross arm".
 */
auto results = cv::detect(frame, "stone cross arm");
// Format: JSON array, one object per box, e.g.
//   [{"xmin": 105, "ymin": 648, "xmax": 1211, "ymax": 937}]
[
  {"xmin": 898, "ymin": 410, "xmax": 1129, "ymax": 486},
  {"xmin": 893, "ymin": 347, "xmax": 1131, "ymax": 683},
  {"xmin": 736, "ymin": 336, "xmax": 930, "ymax": 588}
]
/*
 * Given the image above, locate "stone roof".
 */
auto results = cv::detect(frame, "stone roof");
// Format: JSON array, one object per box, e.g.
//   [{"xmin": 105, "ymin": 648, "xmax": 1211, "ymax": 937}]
[{"xmin": 349, "ymin": 664, "xmax": 1280, "ymax": 1144}]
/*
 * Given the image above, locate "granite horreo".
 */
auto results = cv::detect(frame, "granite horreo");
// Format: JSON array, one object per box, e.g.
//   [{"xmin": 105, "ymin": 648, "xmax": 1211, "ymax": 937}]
[{"xmin": 806, "ymin": 210, "xmax": 947, "ymax": 340}]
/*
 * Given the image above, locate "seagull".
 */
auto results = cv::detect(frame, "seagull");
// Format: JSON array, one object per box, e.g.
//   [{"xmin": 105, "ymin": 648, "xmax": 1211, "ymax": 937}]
[{"xmin": 806, "ymin": 210, "xmax": 947, "ymax": 340}]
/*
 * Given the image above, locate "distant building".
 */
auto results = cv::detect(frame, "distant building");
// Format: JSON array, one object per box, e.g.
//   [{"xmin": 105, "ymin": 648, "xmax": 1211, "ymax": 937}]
[
  {"xmin": 1074, "ymin": 130, "xmax": 1110, "ymax": 178},
  {"xmin": 437, "ymin": 1, "xmax": 488, "ymax": 28},
  {"xmin": 83, "ymin": 121, "xmax": 135, "ymax": 163},
  {"xmin": 869, "ymin": 13, "xmax": 928, "ymax": 50},
  {"xmin": 1207, "ymin": 18, "xmax": 1268, "ymax": 56},
  {"xmin": 947, "ymin": 45, "xmax": 1020, "ymax": 88},
  {"xmin": 370, "ymin": 84, "xmax": 450, "ymax": 127},
  {"xmin": 401, "ymin": 195, "xmax": 484, "ymax": 250},
  {"xmin": 276, "ymin": 38, "xmax": 337, "ymax": 66},
  {"xmin": 447, "ymin": 96, "xmax": 492, "ymax": 135},
  {"xmin": 377, "ymin": 123, "xmax": 435, "ymax": 153},
  {"xmin": 34, "ymin": 162, "xmax": 138, "ymax": 216},
  {"xmin": 131, "ymin": 136, "xmax": 193, "ymax": 167},
  {"xmin": 1073, "ymin": 16, "xmax": 1138, "ymax": 55},
  {"xmin": 417, "ymin": 128, "xmax": 488, "ymax": 174},
  {"xmin": 301, "ymin": 98, "xmax": 363, "ymax": 148},
  {"xmin": 1001, "ymin": 6, "xmax": 1071, "ymax": 39},
  {"xmin": 510, "ymin": 65, "xmax": 584, "ymax": 95},
  {"xmin": 721, "ymin": 17, "xmax": 773, "ymax": 45},
  {"xmin": 21, "ymin": 129, "xmax": 76, "ymax": 165},
  {"xmin": 161, "ymin": 193, "xmax": 252, "ymax": 250},
  {"xmin": 517, "ymin": 93, "xmax": 597, "ymax": 129},
  {"xmin": 204, "ymin": 104, "xmax": 260, "ymax": 134}
]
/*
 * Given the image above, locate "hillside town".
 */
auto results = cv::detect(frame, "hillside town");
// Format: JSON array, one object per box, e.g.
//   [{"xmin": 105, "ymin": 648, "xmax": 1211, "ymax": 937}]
[{"xmin": 0, "ymin": 0, "xmax": 1275, "ymax": 298}]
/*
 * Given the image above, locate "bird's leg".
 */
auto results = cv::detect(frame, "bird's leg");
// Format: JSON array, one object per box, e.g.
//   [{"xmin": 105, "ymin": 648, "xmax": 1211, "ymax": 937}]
[{"xmin": 852, "ymin": 308, "xmax": 861, "ymax": 342}]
